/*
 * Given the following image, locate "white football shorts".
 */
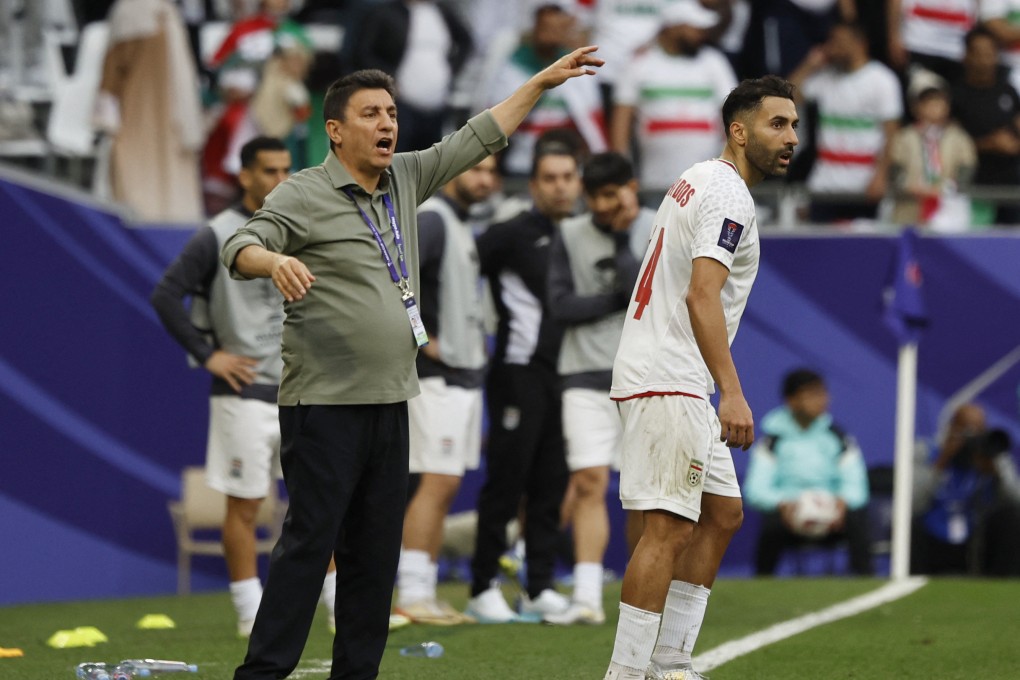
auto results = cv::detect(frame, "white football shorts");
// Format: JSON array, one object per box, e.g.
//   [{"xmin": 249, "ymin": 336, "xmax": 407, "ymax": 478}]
[
  {"xmin": 205, "ymin": 395, "xmax": 282, "ymax": 499},
  {"xmin": 562, "ymin": 388, "xmax": 623, "ymax": 472},
  {"xmin": 618, "ymin": 394, "xmax": 740, "ymax": 521},
  {"xmin": 408, "ymin": 377, "xmax": 482, "ymax": 476}
]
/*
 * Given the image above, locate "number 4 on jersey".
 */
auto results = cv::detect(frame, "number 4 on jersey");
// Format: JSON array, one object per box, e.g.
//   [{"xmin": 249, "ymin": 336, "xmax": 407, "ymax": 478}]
[{"xmin": 633, "ymin": 228, "xmax": 664, "ymax": 320}]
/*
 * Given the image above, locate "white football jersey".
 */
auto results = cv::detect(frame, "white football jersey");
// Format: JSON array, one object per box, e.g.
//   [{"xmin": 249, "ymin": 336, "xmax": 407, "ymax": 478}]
[{"xmin": 610, "ymin": 159, "xmax": 759, "ymax": 401}]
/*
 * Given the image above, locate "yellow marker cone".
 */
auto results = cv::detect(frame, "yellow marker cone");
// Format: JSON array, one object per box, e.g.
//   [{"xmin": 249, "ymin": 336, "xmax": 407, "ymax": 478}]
[
  {"xmin": 0, "ymin": 647, "xmax": 25, "ymax": 658},
  {"xmin": 137, "ymin": 614, "xmax": 176, "ymax": 629}
]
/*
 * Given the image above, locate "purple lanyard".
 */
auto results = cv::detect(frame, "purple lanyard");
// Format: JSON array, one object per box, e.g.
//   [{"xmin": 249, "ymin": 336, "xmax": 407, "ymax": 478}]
[{"xmin": 344, "ymin": 189, "xmax": 410, "ymax": 292}]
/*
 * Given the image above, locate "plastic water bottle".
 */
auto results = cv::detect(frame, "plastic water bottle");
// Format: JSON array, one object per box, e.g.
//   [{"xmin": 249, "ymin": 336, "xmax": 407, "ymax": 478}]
[
  {"xmin": 75, "ymin": 663, "xmax": 112, "ymax": 680},
  {"xmin": 399, "ymin": 641, "xmax": 444, "ymax": 658},
  {"xmin": 118, "ymin": 659, "xmax": 197, "ymax": 675}
]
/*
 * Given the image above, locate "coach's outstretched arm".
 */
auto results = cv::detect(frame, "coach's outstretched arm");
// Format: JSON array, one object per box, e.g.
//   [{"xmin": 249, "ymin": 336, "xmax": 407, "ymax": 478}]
[{"xmin": 490, "ymin": 45, "xmax": 603, "ymax": 138}]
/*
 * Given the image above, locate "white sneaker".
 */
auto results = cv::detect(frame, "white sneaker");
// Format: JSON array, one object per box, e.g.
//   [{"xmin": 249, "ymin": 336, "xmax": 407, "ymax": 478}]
[
  {"xmin": 465, "ymin": 584, "xmax": 518, "ymax": 623},
  {"xmin": 645, "ymin": 662, "xmax": 707, "ymax": 680},
  {"xmin": 518, "ymin": 588, "xmax": 570, "ymax": 622},
  {"xmin": 543, "ymin": 600, "xmax": 606, "ymax": 625},
  {"xmin": 604, "ymin": 662, "xmax": 646, "ymax": 680}
]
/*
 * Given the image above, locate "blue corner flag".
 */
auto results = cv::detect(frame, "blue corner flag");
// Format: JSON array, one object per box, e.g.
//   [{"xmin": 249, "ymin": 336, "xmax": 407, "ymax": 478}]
[{"xmin": 883, "ymin": 227, "xmax": 928, "ymax": 345}]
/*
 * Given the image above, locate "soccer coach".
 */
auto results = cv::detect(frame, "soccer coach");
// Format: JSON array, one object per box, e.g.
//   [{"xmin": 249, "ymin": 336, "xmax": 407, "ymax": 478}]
[{"xmin": 221, "ymin": 48, "xmax": 604, "ymax": 680}]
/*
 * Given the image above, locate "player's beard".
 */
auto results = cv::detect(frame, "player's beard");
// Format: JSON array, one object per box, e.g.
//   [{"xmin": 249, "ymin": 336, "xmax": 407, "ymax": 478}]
[{"xmin": 746, "ymin": 133, "xmax": 792, "ymax": 179}]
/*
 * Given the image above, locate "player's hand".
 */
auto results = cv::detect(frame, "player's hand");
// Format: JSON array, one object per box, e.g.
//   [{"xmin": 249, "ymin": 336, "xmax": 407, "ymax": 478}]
[
  {"xmin": 271, "ymin": 254, "xmax": 315, "ymax": 302},
  {"xmin": 778, "ymin": 501, "xmax": 797, "ymax": 530},
  {"xmin": 205, "ymin": 350, "xmax": 258, "ymax": 393},
  {"xmin": 535, "ymin": 45, "xmax": 603, "ymax": 90},
  {"xmin": 718, "ymin": 391, "xmax": 754, "ymax": 450},
  {"xmin": 610, "ymin": 185, "xmax": 640, "ymax": 233},
  {"xmin": 830, "ymin": 498, "xmax": 848, "ymax": 532}
]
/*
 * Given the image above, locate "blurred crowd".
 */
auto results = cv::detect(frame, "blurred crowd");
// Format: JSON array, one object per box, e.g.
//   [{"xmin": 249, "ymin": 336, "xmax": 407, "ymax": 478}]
[{"xmin": 4, "ymin": 0, "xmax": 1020, "ymax": 227}]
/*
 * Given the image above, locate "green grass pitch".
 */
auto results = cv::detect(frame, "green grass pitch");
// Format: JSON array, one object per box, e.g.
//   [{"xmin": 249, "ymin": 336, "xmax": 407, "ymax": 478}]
[{"xmin": 1, "ymin": 578, "xmax": 1017, "ymax": 679}]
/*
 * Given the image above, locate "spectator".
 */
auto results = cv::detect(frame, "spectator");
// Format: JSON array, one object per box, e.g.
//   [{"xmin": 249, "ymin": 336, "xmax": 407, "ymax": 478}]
[
  {"xmin": 984, "ymin": 0, "xmax": 1020, "ymax": 95},
  {"xmin": 887, "ymin": 0, "xmax": 978, "ymax": 81},
  {"xmin": 789, "ymin": 21, "xmax": 902, "ymax": 223},
  {"xmin": 95, "ymin": 0, "xmax": 204, "ymax": 223},
  {"xmin": 744, "ymin": 369, "xmax": 872, "ymax": 576},
  {"xmin": 149, "ymin": 136, "xmax": 338, "ymax": 635},
  {"xmin": 889, "ymin": 70, "xmax": 976, "ymax": 229},
  {"xmin": 589, "ymin": 0, "xmax": 676, "ymax": 123},
  {"xmin": 741, "ymin": 0, "xmax": 856, "ymax": 78},
  {"xmin": 249, "ymin": 32, "xmax": 315, "ymax": 166},
  {"xmin": 487, "ymin": 2, "xmax": 607, "ymax": 176},
  {"xmin": 202, "ymin": 0, "xmax": 311, "ymax": 214},
  {"xmin": 466, "ymin": 143, "xmax": 583, "ymax": 624},
  {"xmin": 912, "ymin": 403, "xmax": 1020, "ymax": 575},
  {"xmin": 950, "ymin": 25, "xmax": 1020, "ymax": 225},
  {"xmin": 352, "ymin": 0, "xmax": 474, "ymax": 152},
  {"xmin": 394, "ymin": 155, "xmax": 500, "ymax": 625},
  {"xmin": 543, "ymin": 151, "xmax": 653, "ymax": 626},
  {"xmin": 611, "ymin": 1, "xmax": 737, "ymax": 192}
]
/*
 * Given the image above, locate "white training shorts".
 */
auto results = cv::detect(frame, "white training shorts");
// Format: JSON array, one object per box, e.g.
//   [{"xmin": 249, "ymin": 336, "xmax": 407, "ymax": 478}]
[
  {"xmin": 205, "ymin": 396, "xmax": 282, "ymax": 499},
  {"xmin": 408, "ymin": 377, "xmax": 482, "ymax": 476},
  {"xmin": 562, "ymin": 388, "xmax": 624, "ymax": 472},
  {"xmin": 618, "ymin": 395, "xmax": 740, "ymax": 521}
]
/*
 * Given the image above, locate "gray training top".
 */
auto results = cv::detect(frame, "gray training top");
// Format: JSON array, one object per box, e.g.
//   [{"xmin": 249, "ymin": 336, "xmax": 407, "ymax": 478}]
[{"xmin": 221, "ymin": 111, "xmax": 508, "ymax": 406}]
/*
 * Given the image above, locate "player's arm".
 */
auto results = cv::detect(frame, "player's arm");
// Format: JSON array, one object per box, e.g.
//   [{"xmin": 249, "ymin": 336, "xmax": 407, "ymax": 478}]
[
  {"xmin": 686, "ymin": 256, "xmax": 754, "ymax": 450},
  {"xmin": 150, "ymin": 227, "xmax": 219, "ymax": 365},
  {"xmin": 547, "ymin": 230, "xmax": 624, "ymax": 323},
  {"xmin": 150, "ymin": 228, "xmax": 258, "ymax": 392}
]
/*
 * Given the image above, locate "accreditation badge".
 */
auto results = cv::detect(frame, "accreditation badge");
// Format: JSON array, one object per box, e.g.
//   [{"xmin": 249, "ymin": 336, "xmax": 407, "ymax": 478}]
[{"xmin": 404, "ymin": 296, "xmax": 430, "ymax": 348}]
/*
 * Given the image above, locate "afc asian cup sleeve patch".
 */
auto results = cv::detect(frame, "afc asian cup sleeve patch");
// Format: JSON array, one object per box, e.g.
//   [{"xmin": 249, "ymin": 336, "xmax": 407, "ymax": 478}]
[{"xmin": 717, "ymin": 218, "xmax": 744, "ymax": 253}]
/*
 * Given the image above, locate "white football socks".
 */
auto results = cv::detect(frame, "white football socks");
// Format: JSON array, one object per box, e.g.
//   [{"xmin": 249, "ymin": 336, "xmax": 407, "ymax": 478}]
[
  {"xmin": 229, "ymin": 577, "xmax": 262, "ymax": 624},
  {"xmin": 396, "ymin": 548, "xmax": 433, "ymax": 606},
  {"xmin": 320, "ymin": 569, "xmax": 336, "ymax": 618},
  {"xmin": 573, "ymin": 561, "xmax": 604, "ymax": 609},
  {"xmin": 651, "ymin": 580, "xmax": 710, "ymax": 669},
  {"xmin": 610, "ymin": 602, "xmax": 662, "ymax": 672}
]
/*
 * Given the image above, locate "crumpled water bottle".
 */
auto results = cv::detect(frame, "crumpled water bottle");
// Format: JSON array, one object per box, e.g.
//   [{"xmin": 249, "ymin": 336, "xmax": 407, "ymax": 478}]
[
  {"xmin": 75, "ymin": 663, "xmax": 112, "ymax": 680},
  {"xmin": 399, "ymin": 641, "xmax": 444, "ymax": 658}
]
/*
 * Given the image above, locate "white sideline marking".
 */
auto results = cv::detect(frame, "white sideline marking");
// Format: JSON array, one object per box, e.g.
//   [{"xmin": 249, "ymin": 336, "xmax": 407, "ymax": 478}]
[{"xmin": 693, "ymin": 576, "xmax": 928, "ymax": 672}]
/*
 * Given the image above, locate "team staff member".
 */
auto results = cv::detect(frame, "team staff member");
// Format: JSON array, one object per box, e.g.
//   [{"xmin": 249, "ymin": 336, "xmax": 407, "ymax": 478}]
[
  {"xmin": 221, "ymin": 47, "xmax": 604, "ymax": 680},
  {"xmin": 151, "ymin": 137, "xmax": 336, "ymax": 636},
  {"xmin": 544, "ymin": 151, "xmax": 653, "ymax": 626},
  {"xmin": 604, "ymin": 76, "xmax": 799, "ymax": 680},
  {"xmin": 395, "ymin": 156, "xmax": 500, "ymax": 625},
  {"xmin": 466, "ymin": 143, "xmax": 583, "ymax": 624}
]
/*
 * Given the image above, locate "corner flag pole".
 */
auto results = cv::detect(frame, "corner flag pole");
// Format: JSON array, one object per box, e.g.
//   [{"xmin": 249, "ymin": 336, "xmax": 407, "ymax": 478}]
[
  {"xmin": 883, "ymin": 227, "xmax": 927, "ymax": 582},
  {"xmin": 890, "ymin": 341, "xmax": 918, "ymax": 580}
]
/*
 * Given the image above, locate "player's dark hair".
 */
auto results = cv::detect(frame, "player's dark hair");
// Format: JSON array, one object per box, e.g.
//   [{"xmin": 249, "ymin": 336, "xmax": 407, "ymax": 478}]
[
  {"xmin": 323, "ymin": 69, "xmax": 397, "ymax": 149},
  {"xmin": 581, "ymin": 152, "xmax": 634, "ymax": 194},
  {"xmin": 239, "ymin": 136, "xmax": 288, "ymax": 169},
  {"xmin": 782, "ymin": 368, "xmax": 825, "ymax": 399},
  {"xmin": 530, "ymin": 141, "xmax": 578, "ymax": 179},
  {"xmin": 721, "ymin": 75, "xmax": 795, "ymax": 137}
]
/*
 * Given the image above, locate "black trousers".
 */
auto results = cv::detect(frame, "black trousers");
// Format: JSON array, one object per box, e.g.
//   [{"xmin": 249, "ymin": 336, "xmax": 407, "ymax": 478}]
[
  {"xmin": 471, "ymin": 363, "xmax": 569, "ymax": 599},
  {"xmin": 755, "ymin": 507, "xmax": 873, "ymax": 575},
  {"xmin": 235, "ymin": 403, "xmax": 409, "ymax": 680}
]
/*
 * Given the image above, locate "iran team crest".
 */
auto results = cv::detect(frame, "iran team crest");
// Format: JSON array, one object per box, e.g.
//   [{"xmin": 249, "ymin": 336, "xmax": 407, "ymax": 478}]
[{"xmin": 687, "ymin": 459, "xmax": 704, "ymax": 487}]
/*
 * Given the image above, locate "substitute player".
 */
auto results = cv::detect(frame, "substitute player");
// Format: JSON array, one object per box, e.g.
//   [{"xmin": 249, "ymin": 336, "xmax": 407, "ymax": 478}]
[
  {"xmin": 394, "ymin": 156, "xmax": 500, "ymax": 625},
  {"xmin": 603, "ymin": 76, "xmax": 799, "ymax": 680}
]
